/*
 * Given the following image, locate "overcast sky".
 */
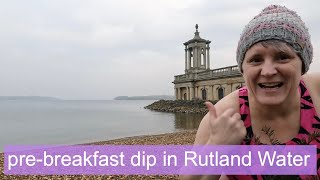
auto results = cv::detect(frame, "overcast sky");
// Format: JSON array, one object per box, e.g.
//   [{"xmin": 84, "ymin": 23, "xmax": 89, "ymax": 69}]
[{"xmin": 0, "ymin": 0, "xmax": 319, "ymax": 100}]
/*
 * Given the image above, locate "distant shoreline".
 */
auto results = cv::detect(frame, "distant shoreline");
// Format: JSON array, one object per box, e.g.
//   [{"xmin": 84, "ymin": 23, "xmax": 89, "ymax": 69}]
[
  {"xmin": 0, "ymin": 96, "xmax": 60, "ymax": 101},
  {"xmin": 114, "ymin": 95, "xmax": 174, "ymax": 100}
]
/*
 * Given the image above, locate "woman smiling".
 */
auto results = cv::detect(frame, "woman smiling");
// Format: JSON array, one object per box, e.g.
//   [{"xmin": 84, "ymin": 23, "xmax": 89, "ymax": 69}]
[{"xmin": 181, "ymin": 4, "xmax": 320, "ymax": 180}]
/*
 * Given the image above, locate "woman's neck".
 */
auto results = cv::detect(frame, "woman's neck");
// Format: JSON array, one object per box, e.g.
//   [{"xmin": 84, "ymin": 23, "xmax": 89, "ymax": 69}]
[{"xmin": 249, "ymin": 89, "xmax": 300, "ymax": 121}]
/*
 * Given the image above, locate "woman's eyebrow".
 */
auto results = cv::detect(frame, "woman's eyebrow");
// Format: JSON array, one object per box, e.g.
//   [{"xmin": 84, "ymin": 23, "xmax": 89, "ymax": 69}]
[
  {"xmin": 274, "ymin": 49, "xmax": 296, "ymax": 57},
  {"xmin": 245, "ymin": 53, "xmax": 262, "ymax": 61},
  {"xmin": 271, "ymin": 46, "xmax": 295, "ymax": 54}
]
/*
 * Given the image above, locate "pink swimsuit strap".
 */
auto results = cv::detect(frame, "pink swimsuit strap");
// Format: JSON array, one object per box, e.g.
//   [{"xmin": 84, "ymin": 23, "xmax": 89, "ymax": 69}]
[{"xmin": 228, "ymin": 80, "xmax": 320, "ymax": 179}]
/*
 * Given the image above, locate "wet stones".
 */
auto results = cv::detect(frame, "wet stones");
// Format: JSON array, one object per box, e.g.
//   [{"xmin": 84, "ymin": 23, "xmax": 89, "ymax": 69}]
[{"xmin": 144, "ymin": 100, "xmax": 218, "ymax": 114}]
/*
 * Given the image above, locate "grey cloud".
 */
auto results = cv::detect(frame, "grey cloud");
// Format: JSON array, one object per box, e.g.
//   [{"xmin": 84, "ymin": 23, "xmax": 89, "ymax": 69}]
[{"xmin": 0, "ymin": 0, "xmax": 319, "ymax": 99}]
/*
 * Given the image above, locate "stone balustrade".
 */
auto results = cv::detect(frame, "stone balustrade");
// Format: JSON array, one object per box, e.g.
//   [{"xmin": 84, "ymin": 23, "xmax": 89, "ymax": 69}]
[{"xmin": 174, "ymin": 65, "xmax": 241, "ymax": 82}]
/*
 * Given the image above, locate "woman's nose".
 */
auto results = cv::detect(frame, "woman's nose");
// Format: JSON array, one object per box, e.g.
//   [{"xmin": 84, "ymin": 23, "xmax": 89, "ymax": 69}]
[{"xmin": 261, "ymin": 61, "xmax": 277, "ymax": 76}]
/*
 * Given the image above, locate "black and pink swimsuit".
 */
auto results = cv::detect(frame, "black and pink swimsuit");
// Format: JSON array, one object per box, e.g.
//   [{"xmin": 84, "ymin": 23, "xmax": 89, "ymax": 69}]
[{"xmin": 228, "ymin": 80, "xmax": 320, "ymax": 179}]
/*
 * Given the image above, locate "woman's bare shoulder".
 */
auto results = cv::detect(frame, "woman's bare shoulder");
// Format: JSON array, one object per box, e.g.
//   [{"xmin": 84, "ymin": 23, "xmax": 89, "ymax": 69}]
[
  {"xmin": 302, "ymin": 72, "xmax": 320, "ymax": 98},
  {"xmin": 194, "ymin": 90, "xmax": 240, "ymax": 145},
  {"xmin": 302, "ymin": 72, "xmax": 320, "ymax": 115},
  {"xmin": 302, "ymin": 72, "xmax": 320, "ymax": 92}
]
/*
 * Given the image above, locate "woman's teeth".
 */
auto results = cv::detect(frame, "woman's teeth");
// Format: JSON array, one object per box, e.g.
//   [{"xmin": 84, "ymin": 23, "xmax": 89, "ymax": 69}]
[{"xmin": 258, "ymin": 83, "xmax": 283, "ymax": 88}]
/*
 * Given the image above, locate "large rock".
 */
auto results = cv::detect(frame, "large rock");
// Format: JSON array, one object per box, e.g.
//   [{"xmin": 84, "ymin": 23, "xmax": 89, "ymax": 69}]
[{"xmin": 144, "ymin": 99, "xmax": 218, "ymax": 114}]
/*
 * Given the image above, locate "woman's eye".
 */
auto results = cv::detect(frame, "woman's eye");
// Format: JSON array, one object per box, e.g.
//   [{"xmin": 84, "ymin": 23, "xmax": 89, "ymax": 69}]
[
  {"xmin": 245, "ymin": 54, "xmax": 263, "ymax": 64},
  {"xmin": 278, "ymin": 53, "xmax": 290, "ymax": 60},
  {"xmin": 250, "ymin": 58, "xmax": 262, "ymax": 63}
]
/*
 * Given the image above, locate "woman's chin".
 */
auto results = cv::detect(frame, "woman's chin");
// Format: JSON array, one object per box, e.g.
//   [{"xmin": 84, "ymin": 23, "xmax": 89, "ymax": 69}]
[{"xmin": 256, "ymin": 96, "xmax": 285, "ymax": 106}]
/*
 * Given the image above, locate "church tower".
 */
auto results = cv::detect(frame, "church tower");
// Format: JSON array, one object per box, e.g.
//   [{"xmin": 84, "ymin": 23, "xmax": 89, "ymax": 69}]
[
  {"xmin": 173, "ymin": 24, "xmax": 244, "ymax": 101},
  {"xmin": 183, "ymin": 24, "xmax": 211, "ymax": 73}
]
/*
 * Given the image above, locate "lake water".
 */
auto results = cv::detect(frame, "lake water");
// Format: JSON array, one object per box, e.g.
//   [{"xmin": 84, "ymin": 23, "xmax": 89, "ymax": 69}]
[{"xmin": 0, "ymin": 100, "xmax": 204, "ymax": 151}]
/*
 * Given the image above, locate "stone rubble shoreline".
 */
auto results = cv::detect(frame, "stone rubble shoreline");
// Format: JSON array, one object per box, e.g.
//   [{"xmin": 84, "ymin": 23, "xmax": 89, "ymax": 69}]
[{"xmin": 144, "ymin": 99, "xmax": 217, "ymax": 114}]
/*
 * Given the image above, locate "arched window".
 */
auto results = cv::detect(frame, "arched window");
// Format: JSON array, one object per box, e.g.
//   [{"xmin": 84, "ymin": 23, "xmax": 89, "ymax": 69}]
[
  {"xmin": 218, "ymin": 88, "xmax": 224, "ymax": 100},
  {"xmin": 202, "ymin": 89, "xmax": 207, "ymax": 100},
  {"xmin": 190, "ymin": 47, "xmax": 193, "ymax": 68},
  {"xmin": 201, "ymin": 49, "xmax": 204, "ymax": 65},
  {"xmin": 183, "ymin": 93, "xmax": 187, "ymax": 100}
]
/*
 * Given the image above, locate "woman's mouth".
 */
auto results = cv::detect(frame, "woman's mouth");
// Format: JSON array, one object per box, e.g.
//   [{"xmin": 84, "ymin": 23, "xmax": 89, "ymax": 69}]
[{"xmin": 258, "ymin": 82, "xmax": 284, "ymax": 89}]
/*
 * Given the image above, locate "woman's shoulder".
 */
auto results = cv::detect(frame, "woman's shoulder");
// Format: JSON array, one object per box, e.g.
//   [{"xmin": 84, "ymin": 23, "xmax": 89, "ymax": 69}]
[
  {"xmin": 194, "ymin": 90, "xmax": 240, "ymax": 145},
  {"xmin": 302, "ymin": 71, "xmax": 320, "ymax": 81},
  {"xmin": 302, "ymin": 72, "xmax": 320, "ymax": 96},
  {"xmin": 302, "ymin": 72, "xmax": 320, "ymax": 115}
]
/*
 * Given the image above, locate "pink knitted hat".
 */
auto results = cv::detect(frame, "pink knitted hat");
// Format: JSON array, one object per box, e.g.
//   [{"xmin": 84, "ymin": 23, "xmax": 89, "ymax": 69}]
[{"xmin": 236, "ymin": 5, "xmax": 313, "ymax": 74}]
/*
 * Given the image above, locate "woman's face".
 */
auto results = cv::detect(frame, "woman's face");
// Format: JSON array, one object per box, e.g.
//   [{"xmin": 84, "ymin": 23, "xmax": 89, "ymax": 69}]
[{"xmin": 242, "ymin": 41, "xmax": 302, "ymax": 106}]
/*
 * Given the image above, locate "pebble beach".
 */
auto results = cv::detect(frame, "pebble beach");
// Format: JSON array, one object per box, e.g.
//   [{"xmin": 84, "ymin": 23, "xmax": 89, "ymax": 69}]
[{"xmin": 0, "ymin": 130, "xmax": 197, "ymax": 180}]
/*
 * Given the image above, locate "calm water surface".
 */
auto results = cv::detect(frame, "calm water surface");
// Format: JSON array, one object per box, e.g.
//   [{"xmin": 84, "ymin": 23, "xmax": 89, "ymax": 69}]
[{"xmin": 0, "ymin": 100, "xmax": 203, "ymax": 151}]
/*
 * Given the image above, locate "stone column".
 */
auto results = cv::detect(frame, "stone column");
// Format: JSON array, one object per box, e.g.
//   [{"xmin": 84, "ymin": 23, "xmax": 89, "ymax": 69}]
[
  {"xmin": 193, "ymin": 48, "xmax": 198, "ymax": 67},
  {"xmin": 185, "ymin": 48, "xmax": 188, "ymax": 71},
  {"xmin": 189, "ymin": 50, "xmax": 192, "ymax": 68},
  {"xmin": 207, "ymin": 46, "xmax": 210, "ymax": 69},
  {"xmin": 174, "ymin": 88, "xmax": 178, "ymax": 100},
  {"xmin": 188, "ymin": 54, "xmax": 191, "ymax": 69},
  {"xmin": 209, "ymin": 85, "xmax": 213, "ymax": 100},
  {"xmin": 190, "ymin": 87, "xmax": 194, "ymax": 100},
  {"xmin": 177, "ymin": 88, "xmax": 181, "ymax": 100},
  {"xmin": 186, "ymin": 87, "xmax": 188, "ymax": 100},
  {"xmin": 198, "ymin": 48, "xmax": 201, "ymax": 66},
  {"xmin": 227, "ymin": 84, "xmax": 232, "ymax": 95},
  {"xmin": 203, "ymin": 48, "xmax": 206, "ymax": 68},
  {"xmin": 212, "ymin": 85, "xmax": 217, "ymax": 101},
  {"xmin": 187, "ymin": 87, "xmax": 190, "ymax": 100},
  {"xmin": 198, "ymin": 48, "xmax": 201, "ymax": 67},
  {"xmin": 175, "ymin": 88, "xmax": 178, "ymax": 100},
  {"xmin": 197, "ymin": 48, "xmax": 200, "ymax": 67}
]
